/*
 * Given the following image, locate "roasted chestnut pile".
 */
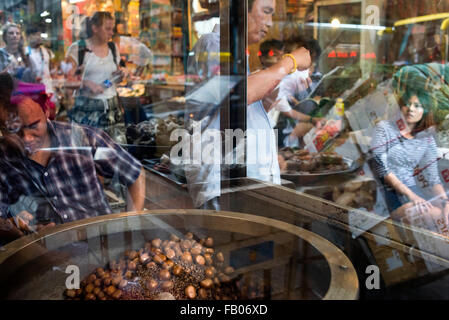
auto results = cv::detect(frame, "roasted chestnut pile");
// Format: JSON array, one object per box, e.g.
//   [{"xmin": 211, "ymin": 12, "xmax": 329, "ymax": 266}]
[
  {"xmin": 278, "ymin": 148, "xmax": 349, "ymax": 174},
  {"xmin": 64, "ymin": 232, "xmax": 263, "ymax": 300}
]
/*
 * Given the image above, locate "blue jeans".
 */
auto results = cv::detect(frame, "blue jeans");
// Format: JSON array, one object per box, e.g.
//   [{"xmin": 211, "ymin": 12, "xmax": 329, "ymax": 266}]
[{"xmin": 384, "ymin": 185, "xmax": 427, "ymax": 212}]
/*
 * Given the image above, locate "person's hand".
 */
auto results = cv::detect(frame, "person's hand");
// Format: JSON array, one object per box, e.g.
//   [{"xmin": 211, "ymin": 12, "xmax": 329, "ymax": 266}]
[
  {"xmin": 82, "ymin": 80, "xmax": 104, "ymax": 94},
  {"xmin": 290, "ymin": 47, "xmax": 312, "ymax": 71},
  {"xmin": 11, "ymin": 211, "xmax": 56, "ymax": 234},
  {"xmin": 409, "ymin": 194, "xmax": 434, "ymax": 214},
  {"xmin": 0, "ymin": 217, "xmax": 24, "ymax": 242},
  {"xmin": 292, "ymin": 122, "xmax": 313, "ymax": 138}
]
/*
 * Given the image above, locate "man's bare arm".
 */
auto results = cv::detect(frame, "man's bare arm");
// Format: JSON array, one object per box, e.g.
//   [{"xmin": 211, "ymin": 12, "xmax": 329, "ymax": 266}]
[
  {"xmin": 247, "ymin": 47, "xmax": 311, "ymax": 105},
  {"xmin": 126, "ymin": 167, "xmax": 146, "ymax": 212}
]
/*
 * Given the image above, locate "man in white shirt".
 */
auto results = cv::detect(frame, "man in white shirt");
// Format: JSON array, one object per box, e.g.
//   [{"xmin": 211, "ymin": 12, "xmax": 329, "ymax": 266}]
[{"xmin": 185, "ymin": 0, "xmax": 312, "ymax": 209}]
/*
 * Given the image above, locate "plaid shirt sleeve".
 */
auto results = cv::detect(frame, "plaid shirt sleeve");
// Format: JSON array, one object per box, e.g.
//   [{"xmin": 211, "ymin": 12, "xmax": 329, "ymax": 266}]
[{"xmin": 84, "ymin": 126, "xmax": 142, "ymax": 187}]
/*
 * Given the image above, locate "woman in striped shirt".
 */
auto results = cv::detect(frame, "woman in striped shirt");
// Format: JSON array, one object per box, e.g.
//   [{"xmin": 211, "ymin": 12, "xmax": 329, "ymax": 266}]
[{"xmin": 370, "ymin": 83, "xmax": 449, "ymax": 230}]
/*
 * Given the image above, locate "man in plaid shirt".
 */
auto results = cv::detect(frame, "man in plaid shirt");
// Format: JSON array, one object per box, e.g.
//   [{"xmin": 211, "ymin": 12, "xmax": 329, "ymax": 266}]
[{"xmin": 0, "ymin": 95, "xmax": 145, "ymax": 243}]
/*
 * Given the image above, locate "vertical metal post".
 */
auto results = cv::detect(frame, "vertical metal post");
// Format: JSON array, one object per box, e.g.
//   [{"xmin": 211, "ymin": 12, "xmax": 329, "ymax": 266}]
[{"xmin": 220, "ymin": 0, "xmax": 247, "ymax": 194}]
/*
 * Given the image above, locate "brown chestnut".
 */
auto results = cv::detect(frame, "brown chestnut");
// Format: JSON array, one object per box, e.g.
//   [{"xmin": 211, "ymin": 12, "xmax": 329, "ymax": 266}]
[
  {"xmin": 118, "ymin": 279, "xmax": 128, "ymax": 289},
  {"xmin": 106, "ymin": 285, "xmax": 116, "ymax": 296},
  {"xmin": 205, "ymin": 237, "xmax": 214, "ymax": 247},
  {"xmin": 172, "ymin": 265, "xmax": 183, "ymax": 276},
  {"xmin": 93, "ymin": 287, "xmax": 101, "ymax": 296},
  {"xmin": 174, "ymin": 246, "xmax": 183, "ymax": 257},
  {"xmin": 85, "ymin": 283, "xmax": 94, "ymax": 293},
  {"xmin": 103, "ymin": 277, "xmax": 112, "ymax": 286},
  {"xmin": 150, "ymin": 247, "xmax": 162, "ymax": 256},
  {"xmin": 128, "ymin": 251, "xmax": 138, "ymax": 260},
  {"xmin": 96, "ymin": 290, "xmax": 105, "ymax": 299},
  {"xmin": 170, "ymin": 234, "xmax": 180, "ymax": 242},
  {"xmin": 94, "ymin": 279, "xmax": 102, "ymax": 287},
  {"xmin": 204, "ymin": 267, "xmax": 215, "ymax": 278},
  {"xmin": 111, "ymin": 276, "xmax": 121, "ymax": 286},
  {"xmin": 124, "ymin": 271, "xmax": 133, "ymax": 279},
  {"xmin": 96, "ymin": 268, "xmax": 105, "ymax": 278},
  {"xmin": 112, "ymin": 289, "xmax": 122, "ymax": 299},
  {"xmin": 168, "ymin": 240, "xmax": 176, "ymax": 248},
  {"xmin": 146, "ymin": 262, "xmax": 156, "ymax": 269},
  {"xmin": 85, "ymin": 293, "xmax": 96, "ymax": 300},
  {"xmin": 159, "ymin": 269, "xmax": 171, "ymax": 281},
  {"xmin": 185, "ymin": 232, "xmax": 194, "ymax": 240},
  {"xmin": 216, "ymin": 252, "xmax": 224, "ymax": 262},
  {"xmin": 151, "ymin": 238, "xmax": 162, "ymax": 248},
  {"xmin": 218, "ymin": 273, "xmax": 231, "ymax": 283},
  {"xmin": 165, "ymin": 248, "xmax": 176, "ymax": 259},
  {"xmin": 155, "ymin": 292, "xmax": 176, "ymax": 300},
  {"xmin": 146, "ymin": 279, "xmax": 158, "ymax": 291},
  {"xmin": 140, "ymin": 253, "xmax": 150, "ymax": 264},
  {"xmin": 191, "ymin": 247, "xmax": 202, "ymax": 256},
  {"xmin": 185, "ymin": 285, "xmax": 197, "ymax": 299},
  {"xmin": 181, "ymin": 252, "xmax": 193, "ymax": 264},
  {"xmin": 198, "ymin": 288, "xmax": 207, "ymax": 299},
  {"xmin": 65, "ymin": 289, "xmax": 76, "ymax": 298},
  {"xmin": 195, "ymin": 255, "xmax": 206, "ymax": 265},
  {"xmin": 161, "ymin": 281, "xmax": 174, "ymax": 290},
  {"xmin": 200, "ymin": 278, "xmax": 214, "ymax": 289},
  {"xmin": 163, "ymin": 259, "xmax": 174, "ymax": 270},
  {"xmin": 153, "ymin": 253, "xmax": 167, "ymax": 264},
  {"xmin": 181, "ymin": 240, "xmax": 192, "ymax": 250},
  {"xmin": 204, "ymin": 248, "xmax": 215, "ymax": 254},
  {"xmin": 204, "ymin": 254, "xmax": 213, "ymax": 266},
  {"xmin": 87, "ymin": 274, "xmax": 97, "ymax": 283},
  {"xmin": 224, "ymin": 266, "xmax": 235, "ymax": 274}
]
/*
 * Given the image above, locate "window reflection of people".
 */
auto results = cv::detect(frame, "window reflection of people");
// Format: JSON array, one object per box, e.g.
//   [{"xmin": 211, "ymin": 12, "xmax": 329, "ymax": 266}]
[
  {"xmin": 25, "ymin": 25, "xmax": 57, "ymax": 105},
  {"xmin": 259, "ymin": 39, "xmax": 285, "ymax": 69},
  {"xmin": 65, "ymin": 11, "xmax": 126, "ymax": 143},
  {"xmin": 370, "ymin": 70, "xmax": 449, "ymax": 230},
  {"xmin": 184, "ymin": 0, "xmax": 312, "ymax": 209},
  {"xmin": 0, "ymin": 24, "xmax": 35, "ymax": 82},
  {"xmin": 271, "ymin": 37, "xmax": 324, "ymax": 148},
  {"xmin": 0, "ymin": 93, "xmax": 145, "ymax": 245}
]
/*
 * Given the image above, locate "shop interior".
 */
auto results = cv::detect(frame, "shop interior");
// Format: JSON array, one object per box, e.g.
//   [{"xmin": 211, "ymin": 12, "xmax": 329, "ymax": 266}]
[{"xmin": 0, "ymin": 0, "xmax": 448, "ymax": 300}]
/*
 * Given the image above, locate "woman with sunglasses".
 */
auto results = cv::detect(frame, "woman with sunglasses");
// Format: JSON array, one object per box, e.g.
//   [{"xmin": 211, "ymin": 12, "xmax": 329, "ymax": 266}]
[{"xmin": 370, "ymin": 73, "xmax": 449, "ymax": 231}]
